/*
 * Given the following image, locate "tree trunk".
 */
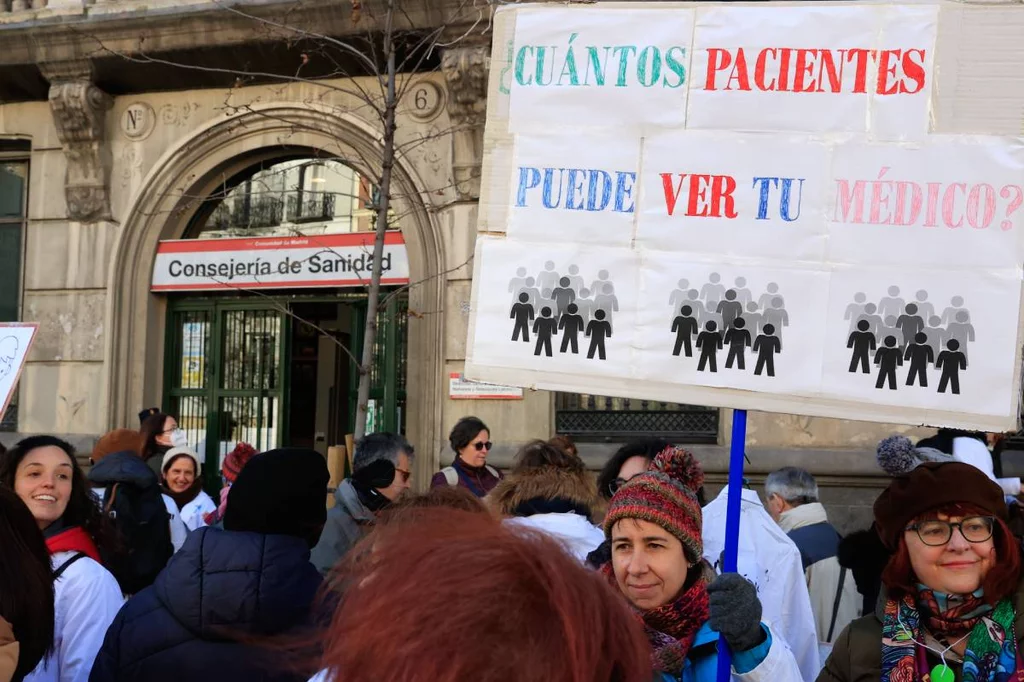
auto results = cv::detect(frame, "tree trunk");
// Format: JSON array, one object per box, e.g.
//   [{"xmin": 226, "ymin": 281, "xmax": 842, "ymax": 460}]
[{"xmin": 353, "ymin": 0, "xmax": 397, "ymax": 442}]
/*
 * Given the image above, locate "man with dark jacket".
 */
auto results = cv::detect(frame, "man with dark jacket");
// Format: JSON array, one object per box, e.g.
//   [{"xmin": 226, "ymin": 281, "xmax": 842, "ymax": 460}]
[
  {"xmin": 310, "ymin": 433, "xmax": 414, "ymax": 574},
  {"xmin": 89, "ymin": 448, "xmax": 330, "ymax": 682}
]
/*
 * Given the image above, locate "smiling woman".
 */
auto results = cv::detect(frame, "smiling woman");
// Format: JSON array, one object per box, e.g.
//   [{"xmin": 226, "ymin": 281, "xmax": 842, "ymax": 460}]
[{"xmin": 0, "ymin": 436, "xmax": 124, "ymax": 682}]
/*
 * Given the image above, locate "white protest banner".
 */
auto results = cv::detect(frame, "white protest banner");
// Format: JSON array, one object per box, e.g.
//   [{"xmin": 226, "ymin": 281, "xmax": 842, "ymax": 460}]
[
  {"xmin": 151, "ymin": 232, "xmax": 410, "ymax": 292},
  {"xmin": 0, "ymin": 323, "xmax": 38, "ymax": 421},
  {"xmin": 468, "ymin": 2, "xmax": 1024, "ymax": 431}
]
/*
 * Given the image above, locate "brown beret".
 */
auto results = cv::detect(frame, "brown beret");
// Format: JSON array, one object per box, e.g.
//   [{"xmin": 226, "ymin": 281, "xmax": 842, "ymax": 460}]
[{"xmin": 874, "ymin": 461, "xmax": 1007, "ymax": 550}]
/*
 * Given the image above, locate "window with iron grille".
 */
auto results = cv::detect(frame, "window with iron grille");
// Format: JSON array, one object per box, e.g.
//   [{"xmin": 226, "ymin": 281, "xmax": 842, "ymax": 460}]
[
  {"xmin": 0, "ymin": 148, "xmax": 28, "ymax": 432},
  {"xmin": 555, "ymin": 393, "xmax": 719, "ymax": 444}
]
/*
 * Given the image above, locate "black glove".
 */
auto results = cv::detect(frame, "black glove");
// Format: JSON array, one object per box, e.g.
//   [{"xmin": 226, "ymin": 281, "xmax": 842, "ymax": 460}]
[{"xmin": 708, "ymin": 573, "xmax": 766, "ymax": 652}]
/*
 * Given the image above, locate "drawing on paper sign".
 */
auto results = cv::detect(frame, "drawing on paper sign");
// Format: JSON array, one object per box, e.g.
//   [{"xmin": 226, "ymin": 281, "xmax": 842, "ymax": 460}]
[
  {"xmin": 844, "ymin": 288, "xmax": 974, "ymax": 395},
  {"xmin": 669, "ymin": 274, "xmax": 787, "ymax": 376},
  {"xmin": 508, "ymin": 262, "xmax": 618, "ymax": 360},
  {"xmin": 0, "ymin": 337, "xmax": 17, "ymax": 381}
]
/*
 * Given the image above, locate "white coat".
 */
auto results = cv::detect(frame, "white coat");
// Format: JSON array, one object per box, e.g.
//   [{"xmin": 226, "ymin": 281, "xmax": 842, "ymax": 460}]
[
  {"xmin": 25, "ymin": 552, "xmax": 124, "ymax": 682},
  {"xmin": 504, "ymin": 513, "xmax": 605, "ymax": 563},
  {"xmin": 175, "ymin": 490, "xmax": 217, "ymax": 532},
  {"xmin": 702, "ymin": 487, "xmax": 820, "ymax": 682}
]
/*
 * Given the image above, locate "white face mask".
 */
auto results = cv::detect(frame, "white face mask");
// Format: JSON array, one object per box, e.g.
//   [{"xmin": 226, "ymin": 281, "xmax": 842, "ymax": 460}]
[{"xmin": 170, "ymin": 429, "xmax": 189, "ymax": 448}]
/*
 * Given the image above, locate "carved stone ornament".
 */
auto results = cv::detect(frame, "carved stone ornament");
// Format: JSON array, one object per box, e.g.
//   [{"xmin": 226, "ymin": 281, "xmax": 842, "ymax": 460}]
[
  {"xmin": 42, "ymin": 62, "xmax": 114, "ymax": 223},
  {"xmin": 441, "ymin": 45, "xmax": 488, "ymax": 202}
]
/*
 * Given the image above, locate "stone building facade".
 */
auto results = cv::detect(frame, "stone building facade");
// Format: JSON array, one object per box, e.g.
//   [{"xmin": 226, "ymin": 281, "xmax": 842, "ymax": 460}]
[{"xmin": 1, "ymin": 0, "xmax": 1022, "ymax": 531}]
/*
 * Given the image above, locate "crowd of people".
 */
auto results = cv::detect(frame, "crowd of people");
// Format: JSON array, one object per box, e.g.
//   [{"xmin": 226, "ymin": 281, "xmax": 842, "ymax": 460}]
[{"xmin": 2, "ymin": 410, "xmax": 1024, "ymax": 682}]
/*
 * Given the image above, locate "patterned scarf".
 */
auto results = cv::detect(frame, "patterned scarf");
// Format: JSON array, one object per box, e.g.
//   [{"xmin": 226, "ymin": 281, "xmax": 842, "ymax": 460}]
[
  {"xmin": 881, "ymin": 588, "xmax": 1021, "ymax": 682},
  {"xmin": 602, "ymin": 563, "xmax": 710, "ymax": 675}
]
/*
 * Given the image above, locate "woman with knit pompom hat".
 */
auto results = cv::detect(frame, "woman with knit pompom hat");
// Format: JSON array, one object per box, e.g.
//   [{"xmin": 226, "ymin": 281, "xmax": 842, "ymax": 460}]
[
  {"xmin": 202, "ymin": 443, "xmax": 257, "ymax": 527},
  {"xmin": 602, "ymin": 445, "xmax": 802, "ymax": 681}
]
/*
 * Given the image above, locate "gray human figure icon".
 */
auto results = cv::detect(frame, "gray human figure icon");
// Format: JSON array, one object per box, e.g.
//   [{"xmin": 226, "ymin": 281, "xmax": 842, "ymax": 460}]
[
  {"xmin": 566, "ymin": 265, "xmax": 585, "ymax": 294},
  {"xmin": 753, "ymin": 323, "xmax": 781, "ymax": 377},
  {"xmin": 510, "ymin": 292, "xmax": 535, "ymax": 342},
  {"xmin": 517, "ymin": 277, "xmax": 541, "ymax": 311},
  {"xmin": 537, "ymin": 288, "xmax": 555, "ymax": 317},
  {"xmin": 672, "ymin": 305, "xmax": 699, "ymax": 358},
  {"xmin": 914, "ymin": 290, "xmax": 935, "ymax": 323},
  {"xmin": 538, "ymin": 261, "xmax": 560, "ymax": 293},
  {"xmin": 941, "ymin": 296, "xmax": 968, "ymax": 326},
  {"xmin": 696, "ymin": 321, "xmax": 723, "ymax": 372},
  {"xmin": 874, "ymin": 336, "xmax": 903, "ymax": 390},
  {"xmin": 575, "ymin": 288, "xmax": 595, "ymax": 325},
  {"xmin": 716, "ymin": 290, "xmax": 743, "ymax": 330},
  {"xmin": 845, "ymin": 292, "xmax": 868, "ymax": 333},
  {"xmin": 925, "ymin": 315, "xmax": 948, "ymax": 357},
  {"xmin": 551, "ymin": 277, "xmax": 576, "ymax": 319},
  {"xmin": 946, "ymin": 310, "xmax": 976, "ymax": 359},
  {"xmin": 533, "ymin": 306, "xmax": 558, "ymax": 357},
  {"xmin": 701, "ymin": 273, "xmax": 727, "ymax": 310},
  {"xmin": 936, "ymin": 339, "xmax": 967, "ymax": 394},
  {"xmin": 905, "ymin": 332, "xmax": 935, "ymax": 388},
  {"xmin": 859, "ymin": 303, "xmax": 884, "ymax": 340},
  {"xmin": 594, "ymin": 281, "xmax": 619, "ymax": 327},
  {"xmin": 743, "ymin": 302, "xmax": 763, "ymax": 336},
  {"xmin": 758, "ymin": 282, "xmax": 784, "ymax": 311},
  {"xmin": 508, "ymin": 267, "xmax": 529, "ymax": 294},
  {"xmin": 733, "ymin": 277, "xmax": 753, "ymax": 306},
  {"xmin": 558, "ymin": 303, "xmax": 585, "ymax": 355},
  {"xmin": 669, "ymin": 279, "xmax": 691, "ymax": 322},
  {"xmin": 724, "ymin": 317, "xmax": 752, "ymax": 370},
  {"xmin": 687, "ymin": 290, "xmax": 706, "ymax": 326},
  {"xmin": 590, "ymin": 270, "xmax": 611, "ymax": 298},
  {"xmin": 896, "ymin": 303, "xmax": 924, "ymax": 350},
  {"xmin": 762, "ymin": 297, "xmax": 789, "ymax": 340},
  {"xmin": 586, "ymin": 309, "xmax": 612, "ymax": 360},
  {"xmin": 847, "ymin": 319, "xmax": 877, "ymax": 374},
  {"xmin": 881, "ymin": 316, "xmax": 902, "ymax": 348},
  {"xmin": 879, "ymin": 285, "xmax": 905, "ymax": 321}
]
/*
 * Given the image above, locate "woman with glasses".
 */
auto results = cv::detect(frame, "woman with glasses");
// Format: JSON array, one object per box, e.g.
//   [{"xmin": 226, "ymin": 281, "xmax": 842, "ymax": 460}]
[
  {"xmin": 431, "ymin": 417, "xmax": 503, "ymax": 498},
  {"xmin": 140, "ymin": 412, "xmax": 188, "ymax": 478},
  {"xmin": 819, "ymin": 461, "xmax": 1021, "ymax": 682}
]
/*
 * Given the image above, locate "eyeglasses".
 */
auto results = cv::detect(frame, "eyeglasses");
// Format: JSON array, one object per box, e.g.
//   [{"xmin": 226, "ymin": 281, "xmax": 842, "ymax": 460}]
[
  {"xmin": 905, "ymin": 516, "xmax": 996, "ymax": 546},
  {"xmin": 473, "ymin": 441, "xmax": 493, "ymax": 452},
  {"xmin": 395, "ymin": 468, "xmax": 411, "ymax": 483},
  {"xmin": 608, "ymin": 473, "xmax": 642, "ymax": 496}
]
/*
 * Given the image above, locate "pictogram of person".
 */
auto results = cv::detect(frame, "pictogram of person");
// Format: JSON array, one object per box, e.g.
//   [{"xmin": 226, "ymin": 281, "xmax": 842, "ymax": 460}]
[
  {"xmin": 559, "ymin": 303, "xmax": 585, "ymax": 355},
  {"xmin": 758, "ymin": 282, "xmax": 784, "ymax": 312},
  {"xmin": 859, "ymin": 302, "xmax": 883, "ymax": 340},
  {"xmin": 873, "ymin": 335, "xmax": 903, "ymax": 390},
  {"xmin": 538, "ymin": 289, "xmax": 555, "ymax": 317},
  {"xmin": 941, "ymin": 295, "xmax": 967, "ymax": 326},
  {"xmin": 946, "ymin": 310, "xmax": 976, "ymax": 360},
  {"xmin": 733, "ymin": 277, "xmax": 753, "ymax": 306},
  {"xmin": 533, "ymin": 307, "xmax": 558, "ymax": 357},
  {"xmin": 508, "ymin": 267, "xmax": 528, "ymax": 294},
  {"xmin": 552, "ymin": 277, "xmax": 576, "ymax": 319},
  {"xmin": 881, "ymin": 316, "xmax": 902, "ymax": 349},
  {"xmin": 914, "ymin": 290, "xmax": 935, "ymax": 322},
  {"xmin": 575, "ymin": 288, "xmax": 595, "ymax": 324},
  {"xmin": 724, "ymin": 317, "xmax": 752, "ymax": 370},
  {"xmin": 879, "ymin": 285, "xmax": 905, "ymax": 321},
  {"xmin": 936, "ymin": 339, "xmax": 967, "ymax": 395},
  {"xmin": 672, "ymin": 305, "xmax": 699, "ymax": 358},
  {"xmin": 845, "ymin": 292, "xmax": 868, "ymax": 333},
  {"xmin": 590, "ymin": 270, "xmax": 611, "ymax": 299},
  {"xmin": 925, "ymin": 315, "xmax": 947, "ymax": 357},
  {"xmin": 566, "ymin": 264, "xmax": 584, "ymax": 294},
  {"xmin": 896, "ymin": 303, "xmax": 925, "ymax": 350},
  {"xmin": 517, "ymin": 276, "xmax": 541, "ymax": 310},
  {"xmin": 687, "ymin": 289, "xmax": 707, "ymax": 326},
  {"xmin": 701, "ymin": 273, "xmax": 727, "ymax": 310},
  {"xmin": 696, "ymin": 321, "xmax": 723, "ymax": 373},
  {"xmin": 595, "ymin": 281, "xmax": 619, "ymax": 321},
  {"xmin": 586, "ymin": 309, "xmax": 612, "ymax": 360},
  {"xmin": 753, "ymin": 323, "xmax": 781, "ymax": 377},
  {"xmin": 717, "ymin": 289, "xmax": 744, "ymax": 331},
  {"xmin": 762, "ymin": 297, "xmax": 789, "ymax": 340},
  {"xmin": 510, "ymin": 292, "xmax": 535, "ymax": 342},
  {"xmin": 538, "ymin": 261, "xmax": 560, "ymax": 293},
  {"xmin": 904, "ymin": 332, "xmax": 934, "ymax": 388},
  {"xmin": 743, "ymin": 302, "xmax": 763, "ymax": 336},
  {"xmin": 847, "ymin": 319, "xmax": 877, "ymax": 374},
  {"xmin": 669, "ymin": 278, "xmax": 690, "ymax": 322}
]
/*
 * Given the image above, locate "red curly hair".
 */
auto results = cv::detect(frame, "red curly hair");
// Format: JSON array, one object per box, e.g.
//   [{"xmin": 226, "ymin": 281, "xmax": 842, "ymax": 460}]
[{"xmin": 320, "ymin": 509, "xmax": 652, "ymax": 682}]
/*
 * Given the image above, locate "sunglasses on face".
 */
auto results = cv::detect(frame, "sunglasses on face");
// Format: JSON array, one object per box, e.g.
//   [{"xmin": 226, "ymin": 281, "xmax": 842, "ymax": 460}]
[{"xmin": 473, "ymin": 441, "xmax": 493, "ymax": 452}]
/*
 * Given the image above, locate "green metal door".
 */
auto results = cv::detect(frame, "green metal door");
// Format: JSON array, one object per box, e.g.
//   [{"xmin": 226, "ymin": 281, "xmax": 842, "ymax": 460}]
[{"xmin": 349, "ymin": 294, "xmax": 408, "ymax": 435}]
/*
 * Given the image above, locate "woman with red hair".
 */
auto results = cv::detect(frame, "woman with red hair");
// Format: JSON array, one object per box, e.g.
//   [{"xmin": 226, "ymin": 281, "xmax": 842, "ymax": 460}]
[
  {"xmin": 311, "ymin": 509, "xmax": 652, "ymax": 682},
  {"xmin": 819, "ymin": 461, "xmax": 1022, "ymax": 681}
]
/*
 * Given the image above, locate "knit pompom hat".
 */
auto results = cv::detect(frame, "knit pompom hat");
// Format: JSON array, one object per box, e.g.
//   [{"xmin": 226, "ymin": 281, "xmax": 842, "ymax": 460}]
[
  {"xmin": 222, "ymin": 442, "xmax": 258, "ymax": 484},
  {"xmin": 603, "ymin": 446, "xmax": 704, "ymax": 564},
  {"xmin": 876, "ymin": 434, "xmax": 954, "ymax": 476}
]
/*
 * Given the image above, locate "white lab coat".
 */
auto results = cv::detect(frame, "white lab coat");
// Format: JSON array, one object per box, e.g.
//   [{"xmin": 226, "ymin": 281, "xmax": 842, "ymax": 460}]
[
  {"xmin": 175, "ymin": 490, "xmax": 217, "ymax": 532},
  {"xmin": 504, "ymin": 513, "xmax": 605, "ymax": 564},
  {"xmin": 702, "ymin": 487, "xmax": 820, "ymax": 682},
  {"xmin": 25, "ymin": 552, "xmax": 124, "ymax": 682}
]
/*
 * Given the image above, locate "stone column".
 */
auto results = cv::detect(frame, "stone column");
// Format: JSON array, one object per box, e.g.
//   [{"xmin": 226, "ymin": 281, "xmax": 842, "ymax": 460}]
[
  {"xmin": 40, "ymin": 60, "xmax": 113, "ymax": 223},
  {"xmin": 440, "ymin": 44, "xmax": 488, "ymax": 202}
]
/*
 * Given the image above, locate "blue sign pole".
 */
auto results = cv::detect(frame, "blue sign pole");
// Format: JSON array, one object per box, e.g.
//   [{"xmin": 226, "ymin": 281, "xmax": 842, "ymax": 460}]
[{"xmin": 715, "ymin": 408, "xmax": 748, "ymax": 682}]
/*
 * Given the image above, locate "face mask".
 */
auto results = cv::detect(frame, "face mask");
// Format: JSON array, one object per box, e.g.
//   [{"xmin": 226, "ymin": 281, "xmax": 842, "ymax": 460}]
[{"xmin": 170, "ymin": 429, "xmax": 189, "ymax": 448}]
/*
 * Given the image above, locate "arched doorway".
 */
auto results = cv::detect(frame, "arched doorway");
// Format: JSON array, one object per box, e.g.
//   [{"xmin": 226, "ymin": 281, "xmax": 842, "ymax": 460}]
[{"xmin": 106, "ymin": 105, "xmax": 445, "ymax": 484}]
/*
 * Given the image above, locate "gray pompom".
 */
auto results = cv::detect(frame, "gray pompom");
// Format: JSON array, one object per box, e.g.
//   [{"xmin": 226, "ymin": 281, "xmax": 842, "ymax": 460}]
[{"xmin": 876, "ymin": 435, "xmax": 919, "ymax": 476}]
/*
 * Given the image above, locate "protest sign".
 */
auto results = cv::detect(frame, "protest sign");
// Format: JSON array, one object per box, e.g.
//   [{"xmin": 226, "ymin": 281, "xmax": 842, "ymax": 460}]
[
  {"xmin": 0, "ymin": 323, "xmax": 37, "ymax": 421},
  {"xmin": 466, "ymin": 1, "xmax": 1024, "ymax": 431}
]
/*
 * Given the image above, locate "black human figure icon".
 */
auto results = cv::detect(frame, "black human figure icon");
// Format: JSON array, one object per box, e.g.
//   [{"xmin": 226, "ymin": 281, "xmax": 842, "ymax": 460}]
[
  {"xmin": 552, "ymin": 276, "xmax": 576, "ymax": 319},
  {"xmin": 696, "ymin": 321, "xmax": 723, "ymax": 373},
  {"xmin": 936, "ymin": 339, "xmax": 967, "ymax": 395},
  {"xmin": 753, "ymin": 323, "xmax": 781, "ymax": 377},
  {"xmin": 896, "ymin": 303, "xmax": 925, "ymax": 351},
  {"xmin": 559, "ymin": 303, "xmax": 585, "ymax": 355},
  {"xmin": 724, "ymin": 317, "xmax": 752, "ymax": 370},
  {"xmin": 717, "ymin": 289, "xmax": 744, "ymax": 330},
  {"xmin": 847, "ymin": 319, "xmax": 877, "ymax": 374},
  {"xmin": 586, "ymin": 309, "xmax": 612, "ymax": 360},
  {"xmin": 873, "ymin": 336, "xmax": 903, "ymax": 390},
  {"xmin": 671, "ymin": 305, "xmax": 699, "ymax": 358},
  {"xmin": 904, "ymin": 332, "xmax": 935, "ymax": 388},
  {"xmin": 510, "ymin": 292, "xmax": 535, "ymax": 342},
  {"xmin": 532, "ymin": 307, "xmax": 558, "ymax": 357}
]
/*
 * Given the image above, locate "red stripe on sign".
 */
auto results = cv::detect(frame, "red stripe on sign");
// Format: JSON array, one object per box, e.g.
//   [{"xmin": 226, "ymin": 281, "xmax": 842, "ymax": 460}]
[
  {"xmin": 156, "ymin": 231, "xmax": 405, "ymax": 254},
  {"xmin": 151, "ymin": 277, "xmax": 410, "ymax": 292}
]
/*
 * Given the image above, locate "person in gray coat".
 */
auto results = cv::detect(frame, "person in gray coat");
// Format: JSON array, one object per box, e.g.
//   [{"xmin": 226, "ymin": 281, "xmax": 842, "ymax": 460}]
[{"xmin": 310, "ymin": 433, "xmax": 414, "ymax": 574}]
